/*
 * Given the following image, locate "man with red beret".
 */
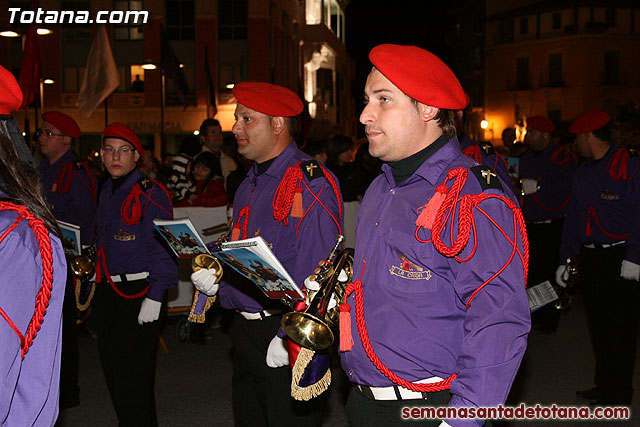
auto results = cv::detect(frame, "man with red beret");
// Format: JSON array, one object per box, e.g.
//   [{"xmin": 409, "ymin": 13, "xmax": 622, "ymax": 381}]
[
  {"xmin": 558, "ymin": 109, "xmax": 640, "ymax": 406},
  {"xmin": 93, "ymin": 122, "xmax": 177, "ymax": 425},
  {"xmin": 191, "ymin": 81, "xmax": 343, "ymax": 425},
  {"xmin": 36, "ymin": 110, "xmax": 96, "ymax": 409},
  {"xmin": 337, "ymin": 44, "xmax": 530, "ymax": 427},
  {"xmin": 517, "ymin": 115, "xmax": 576, "ymax": 333}
]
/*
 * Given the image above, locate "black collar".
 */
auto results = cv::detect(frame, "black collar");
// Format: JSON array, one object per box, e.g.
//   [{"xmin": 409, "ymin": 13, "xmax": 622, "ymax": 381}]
[{"xmin": 388, "ymin": 134, "xmax": 449, "ymax": 184}]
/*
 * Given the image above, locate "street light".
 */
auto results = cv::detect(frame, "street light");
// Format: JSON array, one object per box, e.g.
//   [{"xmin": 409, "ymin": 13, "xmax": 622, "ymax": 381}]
[
  {"xmin": 0, "ymin": 30, "xmax": 20, "ymax": 37},
  {"xmin": 480, "ymin": 120, "xmax": 489, "ymax": 129},
  {"xmin": 37, "ymin": 28, "xmax": 53, "ymax": 35},
  {"xmin": 141, "ymin": 62, "xmax": 157, "ymax": 70}
]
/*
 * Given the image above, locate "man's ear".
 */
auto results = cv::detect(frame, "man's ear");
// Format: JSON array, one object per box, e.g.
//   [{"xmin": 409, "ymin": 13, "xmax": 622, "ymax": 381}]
[
  {"xmin": 271, "ymin": 117, "xmax": 286, "ymax": 135},
  {"xmin": 420, "ymin": 104, "xmax": 440, "ymax": 122},
  {"xmin": 63, "ymin": 136, "xmax": 73, "ymax": 149}
]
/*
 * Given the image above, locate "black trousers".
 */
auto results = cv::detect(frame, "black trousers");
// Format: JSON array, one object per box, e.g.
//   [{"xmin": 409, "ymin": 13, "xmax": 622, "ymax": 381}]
[
  {"xmin": 346, "ymin": 386, "xmax": 457, "ymax": 427},
  {"xmin": 93, "ymin": 280, "xmax": 160, "ymax": 427},
  {"xmin": 229, "ymin": 313, "xmax": 324, "ymax": 427},
  {"xmin": 60, "ymin": 270, "xmax": 79, "ymax": 406},
  {"xmin": 527, "ymin": 219, "xmax": 564, "ymax": 332},
  {"xmin": 579, "ymin": 245, "xmax": 640, "ymax": 404}
]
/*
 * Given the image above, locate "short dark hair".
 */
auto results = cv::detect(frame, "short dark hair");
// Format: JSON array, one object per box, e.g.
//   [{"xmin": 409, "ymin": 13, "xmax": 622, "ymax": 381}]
[
  {"xmin": 410, "ymin": 99, "xmax": 456, "ymax": 139},
  {"xmin": 327, "ymin": 134, "xmax": 354, "ymax": 162},
  {"xmin": 179, "ymin": 135, "xmax": 202, "ymax": 157},
  {"xmin": 303, "ymin": 138, "xmax": 327, "ymax": 158},
  {"xmin": 200, "ymin": 119, "xmax": 221, "ymax": 136},
  {"xmin": 269, "ymin": 116, "xmax": 296, "ymax": 136},
  {"xmin": 592, "ymin": 123, "xmax": 612, "ymax": 143}
]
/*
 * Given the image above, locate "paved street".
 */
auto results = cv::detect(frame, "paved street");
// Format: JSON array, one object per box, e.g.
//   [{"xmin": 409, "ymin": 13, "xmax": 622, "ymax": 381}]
[{"xmin": 56, "ymin": 291, "xmax": 639, "ymax": 426}]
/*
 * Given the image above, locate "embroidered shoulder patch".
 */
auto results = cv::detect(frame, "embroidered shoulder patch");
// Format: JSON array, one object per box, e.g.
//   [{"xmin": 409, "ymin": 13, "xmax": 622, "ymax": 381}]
[
  {"xmin": 300, "ymin": 160, "xmax": 324, "ymax": 181},
  {"xmin": 470, "ymin": 165, "xmax": 503, "ymax": 192},
  {"xmin": 138, "ymin": 176, "xmax": 154, "ymax": 191},
  {"xmin": 480, "ymin": 142, "xmax": 495, "ymax": 156}
]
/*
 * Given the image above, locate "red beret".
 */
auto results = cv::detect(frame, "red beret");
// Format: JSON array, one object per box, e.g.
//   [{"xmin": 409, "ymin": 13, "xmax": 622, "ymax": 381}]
[
  {"xmin": 569, "ymin": 109, "xmax": 611, "ymax": 134},
  {"xmin": 233, "ymin": 81, "xmax": 303, "ymax": 117},
  {"xmin": 526, "ymin": 115, "xmax": 555, "ymax": 133},
  {"xmin": 102, "ymin": 122, "xmax": 143, "ymax": 154},
  {"xmin": 369, "ymin": 44, "xmax": 467, "ymax": 110},
  {"xmin": 0, "ymin": 65, "xmax": 23, "ymax": 115},
  {"xmin": 42, "ymin": 111, "xmax": 81, "ymax": 138}
]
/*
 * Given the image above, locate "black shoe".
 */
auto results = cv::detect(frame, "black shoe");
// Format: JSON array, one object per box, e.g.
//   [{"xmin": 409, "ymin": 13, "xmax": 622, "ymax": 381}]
[{"xmin": 576, "ymin": 387, "xmax": 602, "ymax": 401}]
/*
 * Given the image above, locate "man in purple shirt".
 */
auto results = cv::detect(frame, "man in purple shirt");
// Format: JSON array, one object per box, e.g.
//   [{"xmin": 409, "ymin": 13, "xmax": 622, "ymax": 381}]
[
  {"xmin": 191, "ymin": 82, "xmax": 343, "ymax": 426},
  {"xmin": 37, "ymin": 110, "xmax": 96, "ymax": 409},
  {"xmin": 93, "ymin": 122, "xmax": 177, "ymax": 426},
  {"xmin": 519, "ymin": 115, "xmax": 576, "ymax": 333},
  {"xmin": 0, "ymin": 65, "xmax": 67, "ymax": 426},
  {"xmin": 558, "ymin": 109, "xmax": 640, "ymax": 406},
  {"xmin": 337, "ymin": 44, "xmax": 530, "ymax": 427}
]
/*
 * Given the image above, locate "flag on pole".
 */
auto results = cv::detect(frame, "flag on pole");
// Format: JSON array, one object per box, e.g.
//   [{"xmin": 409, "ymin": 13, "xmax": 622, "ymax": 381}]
[
  {"xmin": 18, "ymin": 23, "xmax": 41, "ymax": 109},
  {"xmin": 77, "ymin": 24, "xmax": 120, "ymax": 116},
  {"xmin": 204, "ymin": 42, "xmax": 217, "ymax": 117},
  {"xmin": 161, "ymin": 30, "xmax": 189, "ymax": 108}
]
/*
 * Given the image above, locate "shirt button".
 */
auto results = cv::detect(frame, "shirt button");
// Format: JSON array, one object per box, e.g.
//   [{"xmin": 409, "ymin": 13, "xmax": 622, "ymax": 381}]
[
  {"xmin": 390, "ymin": 189, "xmax": 395, "ymax": 194},
  {"xmin": 349, "ymin": 370, "xmax": 354, "ymax": 376},
  {"xmin": 375, "ymin": 221, "xmax": 380, "ymax": 227}
]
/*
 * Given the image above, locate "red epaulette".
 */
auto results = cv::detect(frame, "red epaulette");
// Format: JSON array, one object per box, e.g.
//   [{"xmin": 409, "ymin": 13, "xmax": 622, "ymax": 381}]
[
  {"xmin": 272, "ymin": 160, "xmax": 342, "ymax": 234},
  {"xmin": 54, "ymin": 160, "xmax": 97, "ymax": 200},
  {"xmin": 606, "ymin": 147, "xmax": 631, "ymax": 181},
  {"xmin": 121, "ymin": 176, "xmax": 173, "ymax": 226},
  {"xmin": 0, "ymin": 202, "xmax": 55, "ymax": 359},
  {"xmin": 552, "ymin": 146, "xmax": 577, "ymax": 167}
]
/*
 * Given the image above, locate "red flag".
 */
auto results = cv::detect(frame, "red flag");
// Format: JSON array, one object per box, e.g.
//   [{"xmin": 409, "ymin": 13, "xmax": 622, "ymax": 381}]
[{"xmin": 18, "ymin": 23, "xmax": 41, "ymax": 108}]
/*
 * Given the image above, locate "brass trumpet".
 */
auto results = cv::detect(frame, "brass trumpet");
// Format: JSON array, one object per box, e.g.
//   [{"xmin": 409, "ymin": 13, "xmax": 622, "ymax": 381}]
[
  {"xmin": 282, "ymin": 236, "xmax": 354, "ymax": 350},
  {"xmin": 191, "ymin": 253, "xmax": 224, "ymax": 278},
  {"xmin": 69, "ymin": 255, "xmax": 95, "ymax": 281}
]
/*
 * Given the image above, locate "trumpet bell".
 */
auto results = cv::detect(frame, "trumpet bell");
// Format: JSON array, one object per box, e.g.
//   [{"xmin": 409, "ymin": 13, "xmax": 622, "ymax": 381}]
[
  {"xmin": 192, "ymin": 254, "xmax": 223, "ymax": 276},
  {"xmin": 281, "ymin": 311, "xmax": 334, "ymax": 350},
  {"xmin": 70, "ymin": 256, "xmax": 95, "ymax": 281}
]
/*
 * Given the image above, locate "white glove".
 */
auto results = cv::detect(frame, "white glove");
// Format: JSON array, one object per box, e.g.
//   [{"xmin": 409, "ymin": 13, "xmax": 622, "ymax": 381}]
[
  {"xmin": 438, "ymin": 421, "xmax": 454, "ymax": 427},
  {"xmin": 620, "ymin": 260, "xmax": 640, "ymax": 281},
  {"xmin": 555, "ymin": 265, "xmax": 569, "ymax": 288},
  {"xmin": 137, "ymin": 298, "xmax": 162, "ymax": 325},
  {"xmin": 521, "ymin": 178, "xmax": 539, "ymax": 195},
  {"xmin": 265, "ymin": 335, "xmax": 289, "ymax": 368},
  {"xmin": 190, "ymin": 268, "xmax": 219, "ymax": 296}
]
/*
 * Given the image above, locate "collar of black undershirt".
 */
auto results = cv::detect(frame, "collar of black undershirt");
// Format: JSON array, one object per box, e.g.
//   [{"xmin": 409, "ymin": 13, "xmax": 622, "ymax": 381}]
[
  {"xmin": 111, "ymin": 168, "xmax": 136, "ymax": 194},
  {"xmin": 388, "ymin": 134, "xmax": 449, "ymax": 184},
  {"xmin": 256, "ymin": 157, "xmax": 276, "ymax": 175}
]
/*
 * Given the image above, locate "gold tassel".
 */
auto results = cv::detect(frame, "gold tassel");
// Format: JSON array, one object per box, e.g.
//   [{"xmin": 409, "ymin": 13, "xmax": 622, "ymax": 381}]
[
  {"xmin": 187, "ymin": 290, "xmax": 216, "ymax": 323},
  {"xmin": 290, "ymin": 347, "xmax": 332, "ymax": 401},
  {"xmin": 75, "ymin": 277, "xmax": 96, "ymax": 311}
]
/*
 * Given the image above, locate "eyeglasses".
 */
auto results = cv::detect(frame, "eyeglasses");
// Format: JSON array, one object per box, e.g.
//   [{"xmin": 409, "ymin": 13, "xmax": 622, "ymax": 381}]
[
  {"xmin": 35, "ymin": 129, "xmax": 66, "ymax": 138},
  {"xmin": 102, "ymin": 146, "xmax": 136, "ymax": 155}
]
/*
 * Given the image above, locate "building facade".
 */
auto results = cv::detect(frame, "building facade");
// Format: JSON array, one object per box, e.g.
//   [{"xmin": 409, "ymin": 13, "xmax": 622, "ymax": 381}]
[
  {"xmin": 1, "ymin": 0, "xmax": 354, "ymax": 158},
  {"xmin": 484, "ymin": 0, "xmax": 640, "ymax": 143}
]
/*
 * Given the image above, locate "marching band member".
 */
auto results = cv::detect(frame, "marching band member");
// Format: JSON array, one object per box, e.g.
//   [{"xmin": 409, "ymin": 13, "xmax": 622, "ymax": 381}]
[
  {"xmin": 338, "ymin": 45, "xmax": 530, "ymax": 427},
  {"xmin": 559, "ymin": 109, "xmax": 640, "ymax": 406},
  {"xmin": 93, "ymin": 122, "xmax": 177, "ymax": 426},
  {"xmin": 519, "ymin": 115, "xmax": 575, "ymax": 332},
  {"xmin": 191, "ymin": 82, "xmax": 343, "ymax": 426},
  {"xmin": 37, "ymin": 110, "xmax": 96, "ymax": 408},
  {"xmin": 0, "ymin": 65, "xmax": 67, "ymax": 426}
]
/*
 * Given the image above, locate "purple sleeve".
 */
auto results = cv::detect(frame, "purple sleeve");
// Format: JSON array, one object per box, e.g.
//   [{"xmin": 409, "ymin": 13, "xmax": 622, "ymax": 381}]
[
  {"xmin": 292, "ymin": 174, "xmax": 344, "ymax": 286},
  {"xmin": 624, "ymin": 160, "xmax": 640, "ymax": 264},
  {"xmin": 0, "ymin": 217, "xmax": 66, "ymax": 426},
  {"xmin": 446, "ymin": 194, "xmax": 530, "ymax": 426},
  {"xmin": 143, "ymin": 185, "xmax": 178, "ymax": 301}
]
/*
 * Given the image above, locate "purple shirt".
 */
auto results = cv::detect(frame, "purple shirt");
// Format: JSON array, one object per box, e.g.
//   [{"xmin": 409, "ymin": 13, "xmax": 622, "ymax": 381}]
[
  {"xmin": 458, "ymin": 135, "xmax": 514, "ymax": 196},
  {"xmin": 519, "ymin": 144, "xmax": 576, "ymax": 222},
  {"xmin": 560, "ymin": 144, "xmax": 640, "ymax": 264},
  {"xmin": 0, "ymin": 191, "xmax": 66, "ymax": 426},
  {"xmin": 339, "ymin": 139, "xmax": 530, "ymax": 427},
  {"xmin": 219, "ymin": 143, "xmax": 344, "ymax": 312},
  {"xmin": 38, "ymin": 150, "xmax": 96, "ymax": 246},
  {"xmin": 97, "ymin": 169, "xmax": 177, "ymax": 301}
]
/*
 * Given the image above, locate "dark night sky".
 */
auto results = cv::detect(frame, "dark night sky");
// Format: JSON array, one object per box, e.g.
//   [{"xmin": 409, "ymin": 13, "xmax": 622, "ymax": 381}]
[{"xmin": 345, "ymin": 1, "xmax": 453, "ymax": 128}]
